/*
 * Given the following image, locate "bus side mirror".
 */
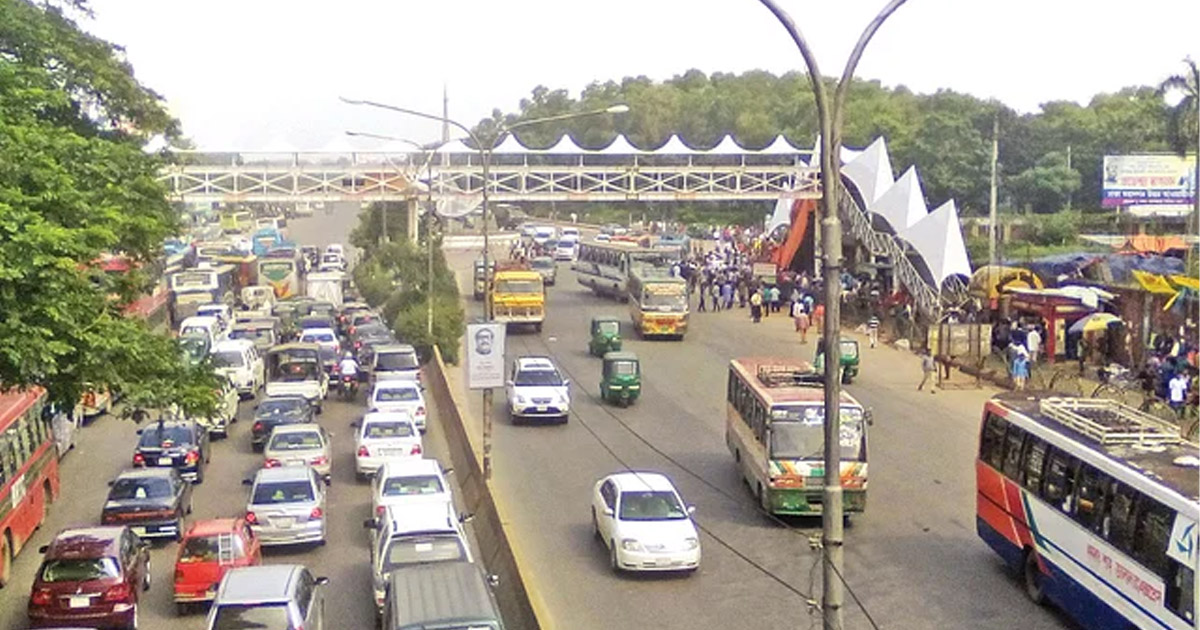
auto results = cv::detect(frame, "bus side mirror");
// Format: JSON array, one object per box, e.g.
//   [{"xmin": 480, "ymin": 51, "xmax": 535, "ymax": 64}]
[{"xmin": 864, "ymin": 409, "xmax": 874, "ymax": 426}]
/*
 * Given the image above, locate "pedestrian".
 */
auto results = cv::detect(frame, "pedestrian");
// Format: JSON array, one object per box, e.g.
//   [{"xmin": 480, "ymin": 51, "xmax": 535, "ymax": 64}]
[
  {"xmin": 812, "ymin": 302, "xmax": 825, "ymax": 336},
  {"xmin": 794, "ymin": 301, "xmax": 810, "ymax": 343},
  {"xmin": 918, "ymin": 349, "xmax": 936, "ymax": 393},
  {"xmin": 1026, "ymin": 326, "xmax": 1041, "ymax": 364},
  {"xmin": 710, "ymin": 282, "xmax": 722, "ymax": 312},
  {"xmin": 1169, "ymin": 371, "xmax": 1189, "ymax": 416},
  {"xmin": 750, "ymin": 291, "xmax": 763, "ymax": 323},
  {"xmin": 760, "ymin": 285, "xmax": 771, "ymax": 319},
  {"xmin": 1012, "ymin": 349, "xmax": 1030, "ymax": 391},
  {"xmin": 768, "ymin": 285, "xmax": 781, "ymax": 313},
  {"xmin": 722, "ymin": 281, "xmax": 735, "ymax": 310},
  {"xmin": 738, "ymin": 278, "xmax": 749, "ymax": 308},
  {"xmin": 867, "ymin": 314, "xmax": 880, "ymax": 348},
  {"xmin": 697, "ymin": 281, "xmax": 708, "ymax": 312}
]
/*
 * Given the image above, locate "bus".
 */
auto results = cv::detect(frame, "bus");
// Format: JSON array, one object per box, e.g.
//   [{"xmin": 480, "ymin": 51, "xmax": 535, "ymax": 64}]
[
  {"xmin": 258, "ymin": 256, "xmax": 303, "ymax": 299},
  {"xmin": 250, "ymin": 227, "xmax": 287, "ymax": 257},
  {"xmin": 725, "ymin": 358, "xmax": 869, "ymax": 516},
  {"xmin": 627, "ymin": 268, "xmax": 688, "ymax": 339},
  {"xmin": 976, "ymin": 394, "xmax": 1198, "ymax": 630},
  {"xmin": 168, "ymin": 265, "xmax": 236, "ymax": 326},
  {"xmin": 0, "ymin": 388, "xmax": 59, "ymax": 587},
  {"xmin": 574, "ymin": 240, "xmax": 684, "ymax": 301},
  {"xmin": 219, "ymin": 210, "xmax": 253, "ymax": 234}
]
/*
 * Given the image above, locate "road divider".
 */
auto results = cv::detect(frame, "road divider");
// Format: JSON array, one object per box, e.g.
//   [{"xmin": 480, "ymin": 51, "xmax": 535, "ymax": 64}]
[
  {"xmin": 427, "ymin": 346, "xmax": 544, "ymax": 630},
  {"xmin": 442, "ymin": 233, "xmax": 520, "ymax": 250}
]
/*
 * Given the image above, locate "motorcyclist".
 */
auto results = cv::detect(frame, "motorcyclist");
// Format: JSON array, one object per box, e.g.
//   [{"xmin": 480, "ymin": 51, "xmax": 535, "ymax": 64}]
[{"xmin": 338, "ymin": 352, "xmax": 359, "ymax": 380}]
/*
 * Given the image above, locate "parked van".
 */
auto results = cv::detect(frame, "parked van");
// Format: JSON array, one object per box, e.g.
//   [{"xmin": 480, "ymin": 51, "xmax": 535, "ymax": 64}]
[{"xmin": 381, "ymin": 562, "xmax": 504, "ymax": 630}]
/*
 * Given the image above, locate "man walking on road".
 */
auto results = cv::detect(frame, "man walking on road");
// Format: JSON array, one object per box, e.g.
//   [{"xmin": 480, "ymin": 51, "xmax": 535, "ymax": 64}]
[
  {"xmin": 867, "ymin": 314, "xmax": 880, "ymax": 348},
  {"xmin": 918, "ymin": 349, "xmax": 936, "ymax": 393}
]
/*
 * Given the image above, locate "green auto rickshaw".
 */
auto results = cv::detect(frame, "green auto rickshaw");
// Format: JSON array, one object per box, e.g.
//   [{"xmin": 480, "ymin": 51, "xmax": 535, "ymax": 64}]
[
  {"xmin": 600, "ymin": 351, "xmax": 641, "ymax": 406},
  {"xmin": 588, "ymin": 316, "xmax": 623, "ymax": 357},
  {"xmin": 814, "ymin": 338, "xmax": 860, "ymax": 384}
]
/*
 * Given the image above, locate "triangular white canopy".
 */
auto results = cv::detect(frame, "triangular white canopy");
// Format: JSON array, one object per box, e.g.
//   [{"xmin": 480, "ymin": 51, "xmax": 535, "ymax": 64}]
[
  {"xmin": 653, "ymin": 134, "xmax": 697, "ymax": 154},
  {"xmin": 598, "ymin": 134, "xmax": 644, "ymax": 154},
  {"xmin": 433, "ymin": 139, "xmax": 475, "ymax": 154},
  {"xmin": 759, "ymin": 134, "xmax": 802, "ymax": 154},
  {"xmin": 806, "ymin": 135, "xmax": 864, "ymax": 166},
  {"xmin": 766, "ymin": 197, "xmax": 797, "ymax": 234},
  {"xmin": 842, "ymin": 137, "xmax": 894, "ymax": 206},
  {"xmin": 541, "ymin": 135, "xmax": 585, "ymax": 154},
  {"xmin": 316, "ymin": 135, "xmax": 357, "ymax": 154},
  {"xmin": 871, "ymin": 166, "xmax": 927, "ymax": 232},
  {"xmin": 707, "ymin": 135, "xmax": 747, "ymax": 154},
  {"xmin": 898, "ymin": 200, "xmax": 972, "ymax": 285},
  {"xmin": 492, "ymin": 134, "xmax": 529, "ymax": 154}
]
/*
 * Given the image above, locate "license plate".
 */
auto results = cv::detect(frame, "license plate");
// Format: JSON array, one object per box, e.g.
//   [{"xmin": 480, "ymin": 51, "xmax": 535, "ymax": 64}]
[
  {"xmin": 380, "ymin": 449, "xmax": 402, "ymax": 457},
  {"xmin": 68, "ymin": 595, "xmax": 90, "ymax": 608},
  {"xmin": 131, "ymin": 526, "xmax": 147, "ymax": 536},
  {"xmin": 157, "ymin": 457, "xmax": 173, "ymax": 465},
  {"xmin": 273, "ymin": 517, "xmax": 295, "ymax": 529},
  {"xmin": 537, "ymin": 406, "xmax": 547, "ymax": 412}
]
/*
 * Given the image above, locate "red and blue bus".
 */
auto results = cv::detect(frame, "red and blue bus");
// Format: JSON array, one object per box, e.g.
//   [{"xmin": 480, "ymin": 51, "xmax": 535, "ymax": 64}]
[
  {"xmin": 977, "ymin": 393, "xmax": 1198, "ymax": 629},
  {"xmin": 0, "ymin": 388, "xmax": 59, "ymax": 588}
]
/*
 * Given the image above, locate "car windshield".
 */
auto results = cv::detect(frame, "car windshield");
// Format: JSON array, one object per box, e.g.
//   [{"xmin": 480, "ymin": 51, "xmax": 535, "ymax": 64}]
[
  {"xmin": 212, "ymin": 351, "xmax": 244, "ymax": 368},
  {"xmin": 230, "ymin": 329, "xmax": 273, "ymax": 344},
  {"xmin": 268, "ymin": 431, "xmax": 323, "ymax": 451},
  {"xmin": 179, "ymin": 535, "xmax": 228, "ymax": 563},
  {"xmin": 274, "ymin": 360, "xmax": 318, "ymax": 382},
  {"xmin": 138, "ymin": 425, "xmax": 193, "ymax": 447},
  {"xmin": 302, "ymin": 332, "xmax": 335, "ymax": 343},
  {"xmin": 383, "ymin": 536, "xmax": 466, "ymax": 570},
  {"xmin": 382, "ymin": 474, "xmax": 443, "ymax": 496},
  {"xmin": 211, "ymin": 604, "xmax": 291, "ymax": 630},
  {"xmin": 610, "ymin": 361, "xmax": 638, "ymax": 377},
  {"xmin": 769, "ymin": 406, "xmax": 865, "ymax": 461},
  {"xmin": 40, "ymin": 557, "xmax": 119, "ymax": 582},
  {"xmin": 252, "ymin": 481, "xmax": 314, "ymax": 504},
  {"xmin": 531, "ymin": 259, "xmax": 554, "ymax": 270},
  {"xmin": 108, "ymin": 477, "xmax": 173, "ymax": 500},
  {"xmin": 376, "ymin": 387, "xmax": 418, "ymax": 402},
  {"xmin": 495, "ymin": 280, "xmax": 541, "ymax": 294},
  {"xmin": 514, "ymin": 369, "xmax": 562, "ymax": 387},
  {"xmin": 364, "ymin": 421, "xmax": 414, "ymax": 439},
  {"xmin": 618, "ymin": 490, "xmax": 687, "ymax": 521},
  {"xmin": 258, "ymin": 399, "xmax": 306, "ymax": 415},
  {"xmin": 180, "ymin": 326, "xmax": 209, "ymax": 338},
  {"xmin": 376, "ymin": 352, "xmax": 418, "ymax": 371}
]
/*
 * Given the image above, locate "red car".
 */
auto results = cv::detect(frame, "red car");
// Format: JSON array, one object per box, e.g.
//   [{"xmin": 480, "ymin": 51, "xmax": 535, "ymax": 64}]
[
  {"xmin": 27, "ymin": 526, "xmax": 149, "ymax": 630},
  {"xmin": 173, "ymin": 518, "xmax": 261, "ymax": 614}
]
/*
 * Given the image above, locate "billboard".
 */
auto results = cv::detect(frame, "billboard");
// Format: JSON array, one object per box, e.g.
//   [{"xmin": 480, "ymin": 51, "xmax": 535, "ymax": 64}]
[
  {"xmin": 466, "ymin": 322, "xmax": 506, "ymax": 389},
  {"xmin": 1102, "ymin": 155, "xmax": 1196, "ymax": 207}
]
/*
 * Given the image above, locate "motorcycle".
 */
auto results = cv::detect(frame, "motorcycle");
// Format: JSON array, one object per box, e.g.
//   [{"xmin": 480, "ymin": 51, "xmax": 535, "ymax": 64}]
[{"xmin": 338, "ymin": 372, "xmax": 359, "ymax": 402}]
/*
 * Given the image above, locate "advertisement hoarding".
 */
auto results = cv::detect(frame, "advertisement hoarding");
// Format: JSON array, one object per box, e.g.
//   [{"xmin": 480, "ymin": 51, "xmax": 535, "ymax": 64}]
[
  {"xmin": 1102, "ymin": 155, "xmax": 1196, "ymax": 207},
  {"xmin": 466, "ymin": 322, "xmax": 506, "ymax": 389}
]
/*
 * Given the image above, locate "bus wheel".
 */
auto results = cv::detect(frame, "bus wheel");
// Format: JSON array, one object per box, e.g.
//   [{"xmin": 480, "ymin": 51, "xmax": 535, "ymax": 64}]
[
  {"xmin": 1023, "ymin": 550, "xmax": 1046, "ymax": 605},
  {"xmin": 0, "ymin": 531, "xmax": 12, "ymax": 588}
]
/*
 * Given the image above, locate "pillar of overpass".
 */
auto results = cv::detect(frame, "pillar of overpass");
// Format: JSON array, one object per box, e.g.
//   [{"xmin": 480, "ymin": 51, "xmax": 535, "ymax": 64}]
[{"xmin": 407, "ymin": 198, "xmax": 419, "ymax": 245}]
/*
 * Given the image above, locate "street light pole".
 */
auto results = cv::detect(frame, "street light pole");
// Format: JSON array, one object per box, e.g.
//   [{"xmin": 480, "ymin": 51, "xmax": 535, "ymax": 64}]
[
  {"xmin": 341, "ymin": 99, "xmax": 628, "ymax": 481},
  {"xmin": 756, "ymin": 2, "xmax": 909, "ymax": 628}
]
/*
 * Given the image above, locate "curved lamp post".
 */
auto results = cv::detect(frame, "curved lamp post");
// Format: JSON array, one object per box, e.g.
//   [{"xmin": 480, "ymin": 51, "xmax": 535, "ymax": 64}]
[
  {"xmin": 755, "ymin": 2, "xmax": 908, "ymax": 628},
  {"xmin": 340, "ymin": 98, "xmax": 629, "ymax": 480}
]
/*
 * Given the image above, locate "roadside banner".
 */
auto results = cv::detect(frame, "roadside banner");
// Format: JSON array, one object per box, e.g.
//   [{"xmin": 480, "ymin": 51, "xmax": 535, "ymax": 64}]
[
  {"xmin": 1102, "ymin": 155, "xmax": 1196, "ymax": 207},
  {"xmin": 466, "ymin": 322, "xmax": 506, "ymax": 389}
]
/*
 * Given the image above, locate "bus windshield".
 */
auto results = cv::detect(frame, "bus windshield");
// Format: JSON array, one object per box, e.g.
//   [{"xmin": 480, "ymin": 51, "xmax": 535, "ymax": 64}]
[
  {"xmin": 641, "ymin": 288, "xmax": 687, "ymax": 311},
  {"xmin": 769, "ymin": 406, "xmax": 865, "ymax": 461}
]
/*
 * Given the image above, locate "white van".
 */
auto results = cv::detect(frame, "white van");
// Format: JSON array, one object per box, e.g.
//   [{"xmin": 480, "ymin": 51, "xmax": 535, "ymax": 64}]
[
  {"xmin": 195, "ymin": 303, "xmax": 233, "ymax": 339},
  {"xmin": 532, "ymin": 226, "xmax": 556, "ymax": 246},
  {"xmin": 178, "ymin": 316, "xmax": 222, "ymax": 348},
  {"xmin": 560, "ymin": 226, "xmax": 580, "ymax": 239},
  {"xmin": 211, "ymin": 338, "xmax": 266, "ymax": 398}
]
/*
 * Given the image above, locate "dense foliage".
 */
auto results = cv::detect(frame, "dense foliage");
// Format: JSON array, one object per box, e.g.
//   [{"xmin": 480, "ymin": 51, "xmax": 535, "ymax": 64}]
[
  {"xmin": 477, "ymin": 70, "xmax": 1180, "ymax": 218},
  {"xmin": 0, "ymin": 0, "xmax": 219, "ymax": 414}
]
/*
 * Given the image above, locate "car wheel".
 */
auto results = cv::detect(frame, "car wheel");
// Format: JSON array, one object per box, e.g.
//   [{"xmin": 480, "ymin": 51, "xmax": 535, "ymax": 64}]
[
  {"xmin": 1023, "ymin": 549, "xmax": 1046, "ymax": 605},
  {"xmin": 127, "ymin": 602, "xmax": 139, "ymax": 630},
  {"xmin": 0, "ymin": 531, "xmax": 13, "ymax": 588},
  {"xmin": 609, "ymin": 542, "xmax": 621, "ymax": 573},
  {"xmin": 591, "ymin": 508, "xmax": 601, "ymax": 541},
  {"xmin": 142, "ymin": 559, "xmax": 151, "ymax": 591}
]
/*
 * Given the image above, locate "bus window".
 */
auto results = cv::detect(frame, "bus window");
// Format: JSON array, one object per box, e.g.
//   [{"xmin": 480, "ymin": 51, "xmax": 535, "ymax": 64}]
[
  {"xmin": 1105, "ymin": 482, "xmax": 1138, "ymax": 552},
  {"xmin": 1000, "ymin": 425, "xmax": 1026, "ymax": 480},
  {"xmin": 1073, "ymin": 464, "xmax": 1109, "ymax": 533},
  {"xmin": 979, "ymin": 413, "xmax": 1008, "ymax": 469},
  {"xmin": 1020, "ymin": 438, "xmax": 1047, "ymax": 492},
  {"xmin": 1131, "ymin": 499, "xmax": 1173, "ymax": 577},
  {"xmin": 1040, "ymin": 448, "xmax": 1077, "ymax": 512},
  {"xmin": 1167, "ymin": 564, "xmax": 1195, "ymax": 622}
]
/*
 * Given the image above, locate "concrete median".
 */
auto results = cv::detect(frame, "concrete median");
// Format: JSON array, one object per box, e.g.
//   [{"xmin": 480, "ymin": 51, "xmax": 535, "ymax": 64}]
[{"xmin": 427, "ymin": 346, "xmax": 543, "ymax": 630}]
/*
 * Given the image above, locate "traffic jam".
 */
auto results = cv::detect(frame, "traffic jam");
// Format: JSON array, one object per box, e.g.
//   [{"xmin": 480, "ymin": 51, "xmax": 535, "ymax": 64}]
[{"xmin": 19, "ymin": 216, "xmax": 504, "ymax": 630}]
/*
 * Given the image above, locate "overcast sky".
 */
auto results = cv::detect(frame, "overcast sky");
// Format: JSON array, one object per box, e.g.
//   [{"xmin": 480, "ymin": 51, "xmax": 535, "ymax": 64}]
[{"xmin": 84, "ymin": 0, "xmax": 1199, "ymax": 151}]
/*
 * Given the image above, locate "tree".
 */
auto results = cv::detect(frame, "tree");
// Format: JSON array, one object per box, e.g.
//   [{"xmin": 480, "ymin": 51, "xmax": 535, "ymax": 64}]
[
  {"xmin": 0, "ymin": 0, "xmax": 217, "ymax": 415},
  {"xmin": 1159, "ymin": 58, "xmax": 1199, "ymax": 268},
  {"xmin": 1007, "ymin": 151, "xmax": 1081, "ymax": 214}
]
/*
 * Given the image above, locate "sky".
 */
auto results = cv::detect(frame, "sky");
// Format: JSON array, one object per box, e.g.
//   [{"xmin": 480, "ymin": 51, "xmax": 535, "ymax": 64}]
[{"xmin": 83, "ymin": 0, "xmax": 1200, "ymax": 152}]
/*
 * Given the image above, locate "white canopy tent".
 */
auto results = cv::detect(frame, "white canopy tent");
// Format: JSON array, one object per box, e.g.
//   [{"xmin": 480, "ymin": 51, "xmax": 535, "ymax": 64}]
[
  {"xmin": 707, "ymin": 135, "xmax": 747, "ymax": 154},
  {"xmin": 766, "ymin": 197, "xmax": 797, "ymax": 234},
  {"xmin": 653, "ymin": 134, "xmax": 698, "ymax": 154},
  {"xmin": 492, "ymin": 134, "xmax": 529, "ymax": 154},
  {"xmin": 541, "ymin": 135, "xmax": 586, "ymax": 154},
  {"xmin": 758, "ymin": 134, "xmax": 803, "ymax": 154},
  {"xmin": 598, "ymin": 134, "xmax": 644, "ymax": 154},
  {"xmin": 870, "ymin": 166, "xmax": 928, "ymax": 232},
  {"xmin": 897, "ymin": 200, "xmax": 972, "ymax": 286},
  {"xmin": 842, "ymin": 137, "xmax": 894, "ymax": 206}
]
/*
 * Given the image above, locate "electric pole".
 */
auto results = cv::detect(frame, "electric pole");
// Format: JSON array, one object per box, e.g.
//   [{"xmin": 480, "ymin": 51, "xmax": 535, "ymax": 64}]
[{"xmin": 988, "ymin": 113, "xmax": 999, "ymax": 305}]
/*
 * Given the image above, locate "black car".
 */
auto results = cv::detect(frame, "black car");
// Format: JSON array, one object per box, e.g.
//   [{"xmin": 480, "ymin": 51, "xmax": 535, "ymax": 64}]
[
  {"xmin": 251, "ymin": 396, "xmax": 315, "ymax": 451},
  {"xmin": 350, "ymin": 321, "xmax": 393, "ymax": 350},
  {"xmin": 298, "ymin": 314, "xmax": 337, "ymax": 332},
  {"xmin": 309, "ymin": 302, "xmax": 337, "ymax": 320},
  {"xmin": 132, "ymin": 419, "xmax": 210, "ymax": 483},
  {"xmin": 100, "ymin": 468, "xmax": 192, "ymax": 540}
]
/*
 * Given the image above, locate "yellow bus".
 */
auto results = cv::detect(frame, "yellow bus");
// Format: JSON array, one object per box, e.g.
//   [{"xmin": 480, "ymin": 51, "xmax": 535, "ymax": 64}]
[
  {"xmin": 573, "ymin": 240, "xmax": 686, "ymax": 301},
  {"xmin": 725, "ymin": 357, "xmax": 870, "ymax": 516},
  {"xmin": 627, "ymin": 268, "xmax": 688, "ymax": 339},
  {"xmin": 219, "ymin": 210, "xmax": 253, "ymax": 234}
]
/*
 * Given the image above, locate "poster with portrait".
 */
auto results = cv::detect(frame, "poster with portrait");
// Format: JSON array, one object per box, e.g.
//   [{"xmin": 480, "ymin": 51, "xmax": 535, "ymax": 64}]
[
  {"xmin": 1102, "ymin": 154, "xmax": 1196, "ymax": 207},
  {"xmin": 466, "ymin": 322, "xmax": 506, "ymax": 389}
]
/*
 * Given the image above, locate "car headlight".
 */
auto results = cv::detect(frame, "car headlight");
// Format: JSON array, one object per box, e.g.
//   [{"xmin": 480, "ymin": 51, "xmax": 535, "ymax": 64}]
[
  {"xmin": 620, "ymin": 538, "xmax": 643, "ymax": 552},
  {"xmin": 684, "ymin": 537, "xmax": 700, "ymax": 550},
  {"xmin": 558, "ymin": 393, "xmax": 569, "ymax": 404},
  {"xmin": 515, "ymin": 395, "xmax": 526, "ymax": 404}
]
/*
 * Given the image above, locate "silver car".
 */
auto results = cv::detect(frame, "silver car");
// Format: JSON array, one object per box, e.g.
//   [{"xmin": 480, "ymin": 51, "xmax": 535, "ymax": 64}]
[
  {"xmin": 263, "ymin": 423, "xmax": 332, "ymax": 480},
  {"xmin": 243, "ymin": 466, "xmax": 327, "ymax": 546},
  {"xmin": 206, "ymin": 564, "xmax": 329, "ymax": 630}
]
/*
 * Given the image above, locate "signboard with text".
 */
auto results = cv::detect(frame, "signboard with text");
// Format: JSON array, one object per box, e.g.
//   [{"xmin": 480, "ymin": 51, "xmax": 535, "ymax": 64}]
[
  {"xmin": 466, "ymin": 322, "xmax": 506, "ymax": 389},
  {"xmin": 1102, "ymin": 154, "xmax": 1196, "ymax": 207}
]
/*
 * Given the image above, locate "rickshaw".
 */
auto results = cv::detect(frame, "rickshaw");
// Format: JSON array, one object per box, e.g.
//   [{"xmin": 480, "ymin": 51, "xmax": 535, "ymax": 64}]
[
  {"xmin": 600, "ymin": 352, "xmax": 640, "ymax": 406},
  {"xmin": 271, "ymin": 303, "xmax": 299, "ymax": 342},
  {"xmin": 588, "ymin": 316, "xmax": 623, "ymax": 357},
  {"xmin": 814, "ymin": 338, "xmax": 860, "ymax": 384}
]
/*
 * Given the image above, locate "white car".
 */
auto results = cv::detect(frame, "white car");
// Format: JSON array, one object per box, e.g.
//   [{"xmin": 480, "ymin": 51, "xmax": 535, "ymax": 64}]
[
  {"xmin": 594, "ymin": 234, "xmax": 612, "ymax": 243},
  {"xmin": 195, "ymin": 303, "xmax": 233, "ymax": 337},
  {"xmin": 366, "ymin": 503, "xmax": 472, "ymax": 614},
  {"xmin": 532, "ymin": 226, "xmax": 555, "ymax": 246},
  {"xmin": 211, "ymin": 338, "xmax": 265, "ymax": 397},
  {"xmin": 561, "ymin": 226, "xmax": 580, "ymax": 239},
  {"xmin": 201, "ymin": 375, "xmax": 240, "ymax": 438},
  {"xmin": 553, "ymin": 237, "xmax": 578, "ymax": 261},
  {"xmin": 178, "ymin": 315, "xmax": 223, "ymax": 348},
  {"xmin": 354, "ymin": 411, "xmax": 423, "ymax": 480},
  {"xmin": 324, "ymin": 243, "xmax": 345, "ymax": 258},
  {"xmin": 299, "ymin": 327, "xmax": 341, "ymax": 356},
  {"xmin": 318, "ymin": 253, "xmax": 345, "ymax": 272},
  {"xmin": 506, "ymin": 356, "xmax": 570, "ymax": 424},
  {"xmin": 371, "ymin": 458, "xmax": 452, "ymax": 521},
  {"xmin": 592, "ymin": 471, "xmax": 700, "ymax": 573},
  {"xmin": 368, "ymin": 380, "xmax": 427, "ymax": 432},
  {"xmin": 263, "ymin": 423, "xmax": 332, "ymax": 481}
]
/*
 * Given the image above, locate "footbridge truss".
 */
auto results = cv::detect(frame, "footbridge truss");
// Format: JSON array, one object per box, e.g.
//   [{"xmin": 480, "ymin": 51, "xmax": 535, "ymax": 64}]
[{"xmin": 158, "ymin": 152, "xmax": 822, "ymax": 204}]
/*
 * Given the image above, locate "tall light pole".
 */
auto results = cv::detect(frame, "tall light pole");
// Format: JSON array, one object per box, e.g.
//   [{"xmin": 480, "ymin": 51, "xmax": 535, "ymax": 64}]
[
  {"xmin": 756, "ymin": 2, "xmax": 909, "ymax": 628},
  {"xmin": 341, "ymin": 98, "xmax": 629, "ymax": 480}
]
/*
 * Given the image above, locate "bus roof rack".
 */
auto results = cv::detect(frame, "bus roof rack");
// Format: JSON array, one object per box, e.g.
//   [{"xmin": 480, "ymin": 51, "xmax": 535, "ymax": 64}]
[
  {"xmin": 1038, "ymin": 397, "xmax": 1183, "ymax": 446},
  {"xmin": 756, "ymin": 364, "xmax": 824, "ymax": 388}
]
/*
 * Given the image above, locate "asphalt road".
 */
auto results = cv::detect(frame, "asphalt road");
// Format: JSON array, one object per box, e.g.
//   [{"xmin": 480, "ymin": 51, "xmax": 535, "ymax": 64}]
[
  {"xmin": 0, "ymin": 209, "xmax": 470, "ymax": 630},
  {"xmin": 445, "ymin": 237, "xmax": 1078, "ymax": 630}
]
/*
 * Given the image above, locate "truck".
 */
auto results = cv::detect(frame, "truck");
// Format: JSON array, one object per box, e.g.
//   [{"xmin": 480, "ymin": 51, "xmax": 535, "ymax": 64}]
[
  {"xmin": 306, "ymin": 271, "xmax": 345, "ymax": 308},
  {"xmin": 489, "ymin": 261, "xmax": 545, "ymax": 332}
]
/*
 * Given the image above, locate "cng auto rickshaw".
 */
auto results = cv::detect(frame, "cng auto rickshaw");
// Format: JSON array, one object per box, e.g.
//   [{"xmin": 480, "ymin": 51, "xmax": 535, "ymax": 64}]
[
  {"xmin": 588, "ymin": 316, "xmax": 623, "ymax": 357},
  {"xmin": 814, "ymin": 338, "xmax": 860, "ymax": 384},
  {"xmin": 600, "ymin": 352, "xmax": 640, "ymax": 406}
]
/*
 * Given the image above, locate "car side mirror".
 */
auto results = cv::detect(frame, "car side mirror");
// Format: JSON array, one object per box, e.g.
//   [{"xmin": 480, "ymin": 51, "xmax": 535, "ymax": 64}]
[
  {"xmin": 38, "ymin": 544, "xmax": 49, "ymax": 553},
  {"xmin": 603, "ymin": 507, "xmax": 614, "ymax": 517},
  {"xmin": 563, "ymin": 379, "xmax": 571, "ymax": 387},
  {"xmin": 505, "ymin": 380, "xmax": 514, "ymax": 387},
  {"xmin": 315, "ymin": 576, "xmax": 330, "ymax": 586},
  {"xmin": 107, "ymin": 480, "xmax": 115, "ymax": 487},
  {"xmin": 135, "ymin": 428, "xmax": 143, "ymax": 435},
  {"xmin": 442, "ymin": 467, "xmax": 454, "ymax": 476},
  {"xmin": 349, "ymin": 420, "xmax": 360, "ymax": 428},
  {"xmin": 487, "ymin": 574, "xmax": 500, "ymax": 588},
  {"xmin": 864, "ymin": 409, "xmax": 874, "ymax": 426},
  {"xmin": 362, "ymin": 518, "xmax": 378, "ymax": 530},
  {"xmin": 241, "ymin": 478, "xmax": 254, "ymax": 486},
  {"xmin": 687, "ymin": 505, "xmax": 697, "ymax": 516},
  {"xmin": 458, "ymin": 512, "xmax": 475, "ymax": 524}
]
